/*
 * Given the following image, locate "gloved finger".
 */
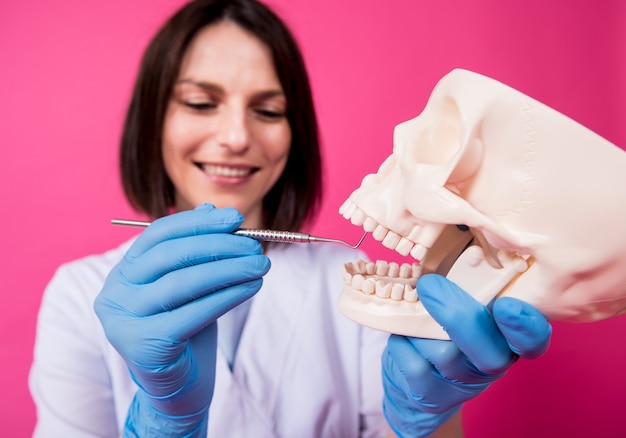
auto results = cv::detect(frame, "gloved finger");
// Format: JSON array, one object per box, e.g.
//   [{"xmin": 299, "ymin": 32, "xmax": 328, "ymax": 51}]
[
  {"xmin": 384, "ymin": 335, "xmax": 489, "ymax": 413},
  {"xmin": 418, "ymin": 274, "xmax": 516, "ymax": 375},
  {"xmin": 97, "ymin": 279, "xmax": 263, "ymax": 360},
  {"xmin": 400, "ymin": 336, "xmax": 502, "ymax": 385},
  {"xmin": 107, "ymin": 254, "xmax": 270, "ymax": 316},
  {"xmin": 120, "ymin": 233, "xmax": 264, "ymax": 285},
  {"xmin": 493, "ymin": 297, "xmax": 552, "ymax": 359},
  {"xmin": 127, "ymin": 204, "xmax": 244, "ymax": 258},
  {"xmin": 153, "ymin": 278, "xmax": 264, "ymax": 342},
  {"xmin": 144, "ymin": 254, "xmax": 269, "ymax": 315}
]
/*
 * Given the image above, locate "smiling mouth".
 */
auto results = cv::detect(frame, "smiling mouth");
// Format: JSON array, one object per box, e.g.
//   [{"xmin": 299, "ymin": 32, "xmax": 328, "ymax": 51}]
[{"xmin": 198, "ymin": 163, "xmax": 259, "ymax": 178}]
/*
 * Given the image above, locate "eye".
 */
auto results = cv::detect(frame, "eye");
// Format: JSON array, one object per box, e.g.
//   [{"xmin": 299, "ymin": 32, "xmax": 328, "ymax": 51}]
[
  {"xmin": 172, "ymin": 82, "xmax": 220, "ymax": 112},
  {"xmin": 183, "ymin": 101, "xmax": 217, "ymax": 111},
  {"xmin": 254, "ymin": 107, "xmax": 286, "ymax": 121}
]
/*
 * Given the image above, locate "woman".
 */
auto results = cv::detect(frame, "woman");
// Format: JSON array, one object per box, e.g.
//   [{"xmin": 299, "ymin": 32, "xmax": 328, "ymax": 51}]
[
  {"xmin": 30, "ymin": 0, "xmax": 550, "ymax": 436},
  {"xmin": 30, "ymin": 1, "xmax": 390, "ymax": 435}
]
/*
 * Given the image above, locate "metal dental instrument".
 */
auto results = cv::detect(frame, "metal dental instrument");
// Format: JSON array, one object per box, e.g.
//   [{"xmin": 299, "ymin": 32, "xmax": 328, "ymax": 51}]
[{"xmin": 111, "ymin": 218, "xmax": 368, "ymax": 249}]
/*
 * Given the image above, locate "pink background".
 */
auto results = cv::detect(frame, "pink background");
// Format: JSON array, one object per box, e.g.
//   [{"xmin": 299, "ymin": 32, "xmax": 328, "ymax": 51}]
[{"xmin": 2, "ymin": 0, "xmax": 625, "ymax": 436}]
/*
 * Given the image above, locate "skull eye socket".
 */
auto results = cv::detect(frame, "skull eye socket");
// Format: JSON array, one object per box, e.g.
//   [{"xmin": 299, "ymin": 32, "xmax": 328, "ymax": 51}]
[{"xmin": 412, "ymin": 98, "xmax": 462, "ymax": 165}]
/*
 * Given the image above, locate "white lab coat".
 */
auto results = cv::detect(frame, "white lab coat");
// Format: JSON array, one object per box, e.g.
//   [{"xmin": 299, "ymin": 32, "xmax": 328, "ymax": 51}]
[{"xmin": 30, "ymin": 238, "xmax": 389, "ymax": 437}]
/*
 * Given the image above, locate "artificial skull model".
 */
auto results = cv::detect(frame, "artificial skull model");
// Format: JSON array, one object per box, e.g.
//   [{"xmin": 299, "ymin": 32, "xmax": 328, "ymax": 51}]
[{"xmin": 338, "ymin": 68, "xmax": 626, "ymax": 340}]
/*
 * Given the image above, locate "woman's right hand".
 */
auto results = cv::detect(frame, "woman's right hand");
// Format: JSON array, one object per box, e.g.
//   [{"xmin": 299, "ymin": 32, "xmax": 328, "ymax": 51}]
[{"xmin": 94, "ymin": 204, "xmax": 270, "ymax": 437}]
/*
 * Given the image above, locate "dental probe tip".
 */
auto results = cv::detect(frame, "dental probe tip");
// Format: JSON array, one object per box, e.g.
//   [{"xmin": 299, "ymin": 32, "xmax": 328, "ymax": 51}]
[{"xmin": 309, "ymin": 231, "xmax": 368, "ymax": 248}]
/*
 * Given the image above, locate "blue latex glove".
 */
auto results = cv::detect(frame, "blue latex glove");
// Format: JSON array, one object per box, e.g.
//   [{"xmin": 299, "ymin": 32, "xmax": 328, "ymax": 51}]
[
  {"xmin": 94, "ymin": 204, "xmax": 270, "ymax": 438},
  {"xmin": 383, "ymin": 273, "xmax": 552, "ymax": 437}
]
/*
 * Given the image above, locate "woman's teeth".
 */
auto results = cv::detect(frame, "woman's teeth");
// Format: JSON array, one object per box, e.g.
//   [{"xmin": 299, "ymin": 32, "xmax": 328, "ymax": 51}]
[{"xmin": 201, "ymin": 164, "xmax": 254, "ymax": 177}]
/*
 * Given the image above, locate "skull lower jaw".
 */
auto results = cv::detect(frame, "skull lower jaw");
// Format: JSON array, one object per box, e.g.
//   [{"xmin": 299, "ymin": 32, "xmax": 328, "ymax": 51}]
[{"xmin": 339, "ymin": 258, "xmax": 451, "ymax": 339}]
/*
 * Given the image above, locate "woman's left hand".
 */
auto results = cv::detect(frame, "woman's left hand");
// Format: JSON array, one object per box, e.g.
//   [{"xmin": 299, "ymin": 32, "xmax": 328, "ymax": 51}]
[{"xmin": 382, "ymin": 273, "xmax": 552, "ymax": 437}]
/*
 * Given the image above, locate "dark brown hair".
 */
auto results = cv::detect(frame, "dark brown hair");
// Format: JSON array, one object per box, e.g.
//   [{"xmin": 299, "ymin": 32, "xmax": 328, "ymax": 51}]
[{"xmin": 120, "ymin": 0, "xmax": 322, "ymax": 231}]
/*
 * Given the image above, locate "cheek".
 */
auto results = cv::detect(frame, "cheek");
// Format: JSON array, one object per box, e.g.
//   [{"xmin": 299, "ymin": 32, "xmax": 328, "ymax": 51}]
[
  {"xmin": 264, "ymin": 128, "xmax": 291, "ymax": 190},
  {"xmin": 264, "ymin": 124, "xmax": 292, "ymax": 166},
  {"xmin": 162, "ymin": 110, "xmax": 197, "ymax": 171}
]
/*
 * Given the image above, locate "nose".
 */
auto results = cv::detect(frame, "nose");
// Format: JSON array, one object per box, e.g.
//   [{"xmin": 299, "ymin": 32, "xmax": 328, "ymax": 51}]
[{"xmin": 216, "ymin": 106, "xmax": 250, "ymax": 153}]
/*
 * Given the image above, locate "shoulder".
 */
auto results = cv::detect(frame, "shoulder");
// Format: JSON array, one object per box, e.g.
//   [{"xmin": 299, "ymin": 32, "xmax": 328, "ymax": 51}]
[
  {"xmin": 42, "ymin": 238, "xmax": 134, "ymax": 312},
  {"xmin": 54, "ymin": 238, "xmax": 133, "ymax": 280}
]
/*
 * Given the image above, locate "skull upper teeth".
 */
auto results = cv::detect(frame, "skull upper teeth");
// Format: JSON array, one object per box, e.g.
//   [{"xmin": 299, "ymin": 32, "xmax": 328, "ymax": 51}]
[{"xmin": 339, "ymin": 198, "xmax": 429, "ymax": 259}]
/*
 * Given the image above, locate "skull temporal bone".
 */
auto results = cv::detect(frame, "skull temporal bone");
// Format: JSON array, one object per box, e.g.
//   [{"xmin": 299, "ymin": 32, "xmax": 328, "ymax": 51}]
[{"xmin": 338, "ymin": 68, "xmax": 626, "ymax": 340}]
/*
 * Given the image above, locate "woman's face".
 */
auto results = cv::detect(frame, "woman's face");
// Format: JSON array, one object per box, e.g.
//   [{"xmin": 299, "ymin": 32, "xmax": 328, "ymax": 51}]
[{"xmin": 163, "ymin": 20, "xmax": 291, "ymax": 228}]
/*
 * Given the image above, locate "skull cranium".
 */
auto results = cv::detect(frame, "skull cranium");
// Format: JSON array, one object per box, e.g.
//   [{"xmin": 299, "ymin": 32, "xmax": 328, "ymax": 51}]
[{"xmin": 338, "ymin": 69, "xmax": 626, "ymax": 339}]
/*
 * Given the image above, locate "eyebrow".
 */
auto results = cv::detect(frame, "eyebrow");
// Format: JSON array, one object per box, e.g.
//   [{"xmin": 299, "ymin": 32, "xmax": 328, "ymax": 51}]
[
  {"xmin": 176, "ymin": 79, "xmax": 223, "ymax": 94},
  {"xmin": 175, "ymin": 79, "xmax": 285, "ymax": 100}
]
